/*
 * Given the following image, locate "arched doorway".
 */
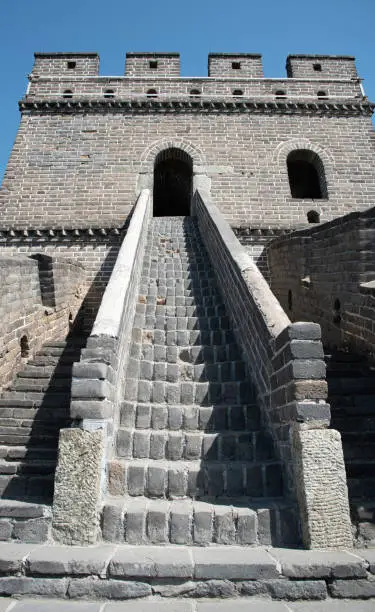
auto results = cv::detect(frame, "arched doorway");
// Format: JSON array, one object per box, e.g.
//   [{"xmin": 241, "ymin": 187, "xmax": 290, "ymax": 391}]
[{"xmin": 153, "ymin": 148, "xmax": 193, "ymax": 216}]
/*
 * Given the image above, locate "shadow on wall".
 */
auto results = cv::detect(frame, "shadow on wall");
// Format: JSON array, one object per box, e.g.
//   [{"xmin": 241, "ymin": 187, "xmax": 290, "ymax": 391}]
[{"xmin": 0, "ymin": 243, "xmax": 124, "ymax": 505}]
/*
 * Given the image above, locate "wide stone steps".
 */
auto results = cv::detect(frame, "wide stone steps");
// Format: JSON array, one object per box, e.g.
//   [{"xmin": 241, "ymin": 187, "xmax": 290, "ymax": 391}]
[
  {"xmin": 120, "ymin": 402, "xmax": 261, "ymax": 431},
  {"xmin": 126, "ymin": 359, "xmax": 246, "ymax": 383},
  {"xmin": 133, "ymin": 315, "xmax": 231, "ymax": 332},
  {"xmin": 0, "ymin": 335, "xmax": 86, "ymax": 542},
  {"xmin": 112, "ymin": 216, "xmax": 286, "ymax": 546},
  {"xmin": 108, "ymin": 458, "xmax": 283, "ymax": 499},
  {"xmin": 132, "ymin": 327, "xmax": 236, "ymax": 347},
  {"xmin": 140, "ymin": 295, "xmax": 225, "ymax": 308},
  {"xmin": 132, "ymin": 342, "xmax": 242, "ymax": 364},
  {"xmin": 102, "ymin": 496, "xmax": 292, "ymax": 546},
  {"xmin": 116, "ymin": 429, "xmax": 273, "ymax": 461},
  {"xmin": 124, "ymin": 379, "xmax": 255, "ymax": 404},
  {"xmin": 136, "ymin": 303, "xmax": 227, "ymax": 317},
  {"xmin": 327, "ymin": 350, "xmax": 375, "ymax": 546}
]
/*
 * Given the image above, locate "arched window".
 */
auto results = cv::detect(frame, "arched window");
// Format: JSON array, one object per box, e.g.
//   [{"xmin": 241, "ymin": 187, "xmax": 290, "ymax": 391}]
[
  {"xmin": 146, "ymin": 89, "xmax": 158, "ymax": 98},
  {"xmin": 232, "ymin": 89, "xmax": 243, "ymax": 97},
  {"xmin": 307, "ymin": 210, "xmax": 320, "ymax": 223},
  {"xmin": 62, "ymin": 90, "xmax": 73, "ymax": 98},
  {"xmin": 317, "ymin": 90, "xmax": 328, "ymax": 99},
  {"xmin": 190, "ymin": 89, "xmax": 201, "ymax": 97},
  {"xmin": 275, "ymin": 90, "xmax": 286, "ymax": 98},
  {"xmin": 287, "ymin": 150, "xmax": 328, "ymax": 199},
  {"xmin": 104, "ymin": 89, "xmax": 115, "ymax": 98},
  {"xmin": 20, "ymin": 335, "xmax": 30, "ymax": 358}
]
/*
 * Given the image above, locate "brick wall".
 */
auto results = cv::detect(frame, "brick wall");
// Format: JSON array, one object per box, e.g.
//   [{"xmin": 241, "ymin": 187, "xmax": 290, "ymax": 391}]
[
  {"xmin": 0, "ymin": 254, "xmax": 86, "ymax": 390},
  {"xmin": 193, "ymin": 191, "xmax": 329, "ymax": 497},
  {"xmin": 208, "ymin": 54, "xmax": 264, "ymax": 78},
  {"xmin": 0, "ymin": 232, "xmax": 123, "ymax": 331},
  {"xmin": 125, "ymin": 53, "xmax": 180, "ymax": 77},
  {"xmin": 286, "ymin": 55, "xmax": 358, "ymax": 79},
  {"xmin": 1, "ymin": 109, "xmax": 374, "ymax": 230},
  {"xmin": 268, "ymin": 207, "xmax": 375, "ymax": 356}
]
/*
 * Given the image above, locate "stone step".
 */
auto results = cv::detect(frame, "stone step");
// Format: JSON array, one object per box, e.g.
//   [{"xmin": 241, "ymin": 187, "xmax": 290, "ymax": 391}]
[
  {"xmin": 0, "ymin": 473, "xmax": 54, "ymax": 501},
  {"xmin": 102, "ymin": 497, "xmax": 296, "ymax": 546},
  {"xmin": 0, "ymin": 446, "xmax": 58, "ymax": 461},
  {"xmin": 328, "ymin": 377, "xmax": 375, "ymax": 394},
  {"xmin": 132, "ymin": 328, "xmax": 236, "ymax": 347},
  {"xmin": 345, "ymin": 460, "xmax": 375, "ymax": 478},
  {"xmin": 0, "ymin": 406, "xmax": 69, "ymax": 420},
  {"xmin": 35, "ymin": 345, "xmax": 83, "ymax": 358},
  {"xmin": 0, "ymin": 499, "xmax": 51, "ymax": 543},
  {"xmin": 16, "ymin": 365, "xmax": 74, "ymax": 379},
  {"xmin": 120, "ymin": 402, "xmax": 260, "ymax": 431},
  {"xmin": 133, "ymin": 315, "xmax": 231, "ymax": 332},
  {"xmin": 141, "ymin": 270, "xmax": 216, "ymax": 281},
  {"xmin": 108, "ymin": 458, "xmax": 283, "ymax": 499},
  {"xmin": 347, "ymin": 476, "xmax": 375, "ymax": 499},
  {"xmin": 116, "ymin": 429, "xmax": 274, "ymax": 462},
  {"xmin": 27, "ymin": 354, "xmax": 79, "ymax": 367},
  {"xmin": 136, "ymin": 303, "xmax": 227, "ymax": 318},
  {"xmin": 126, "ymin": 359, "xmax": 246, "ymax": 383},
  {"xmin": 342, "ymin": 442, "xmax": 375, "ymax": 460},
  {"xmin": 0, "ymin": 459, "xmax": 56, "ymax": 476},
  {"xmin": 140, "ymin": 276, "xmax": 218, "ymax": 288},
  {"xmin": 342, "ymin": 431, "xmax": 375, "ymax": 446},
  {"xmin": 132, "ymin": 342, "xmax": 242, "ymax": 365},
  {"xmin": 139, "ymin": 295, "xmax": 225, "ymax": 308},
  {"xmin": 124, "ymin": 379, "xmax": 255, "ymax": 405},
  {"xmin": 331, "ymin": 415, "xmax": 375, "ymax": 433},
  {"xmin": 143, "ymin": 287, "xmax": 222, "ymax": 299},
  {"xmin": 329, "ymin": 394, "xmax": 375, "ymax": 414},
  {"xmin": 0, "ymin": 429, "xmax": 59, "ymax": 446},
  {"xmin": 10, "ymin": 377, "xmax": 72, "ymax": 392},
  {"xmin": 0, "ymin": 392, "xmax": 71, "ymax": 407}
]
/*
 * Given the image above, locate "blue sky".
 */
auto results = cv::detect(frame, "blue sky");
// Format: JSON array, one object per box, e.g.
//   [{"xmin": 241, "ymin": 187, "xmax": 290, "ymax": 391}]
[{"xmin": 0, "ymin": 0, "xmax": 374, "ymax": 181}]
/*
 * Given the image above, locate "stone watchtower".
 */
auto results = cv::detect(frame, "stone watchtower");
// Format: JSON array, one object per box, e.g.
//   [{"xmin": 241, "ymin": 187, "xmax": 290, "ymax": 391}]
[{"xmin": 0, "ymin": 50, "xmax": 374, "ymax": 554}]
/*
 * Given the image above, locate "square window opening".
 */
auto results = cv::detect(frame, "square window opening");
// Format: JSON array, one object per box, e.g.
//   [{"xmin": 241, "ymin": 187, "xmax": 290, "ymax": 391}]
[
  {"xmin": 67, "ymin": 61, "xmax": 76, "ymax": 70},
  {"xmin": 232, "ymin": 61, "xmax": 241, "ymax": 70},
  {"xmin": 149, "ymin": 60, "xmax": 158, "ymax": 69}
]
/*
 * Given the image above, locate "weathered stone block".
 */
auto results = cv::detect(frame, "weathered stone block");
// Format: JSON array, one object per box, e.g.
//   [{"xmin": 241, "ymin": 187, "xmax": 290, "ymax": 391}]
[
  {"xmin": 52, "ymin": 428, "xmax": 105, "ymax": 545},
  {"xmin": 292, "ymin": 427, "xmax": 353, "ymax": 548}
]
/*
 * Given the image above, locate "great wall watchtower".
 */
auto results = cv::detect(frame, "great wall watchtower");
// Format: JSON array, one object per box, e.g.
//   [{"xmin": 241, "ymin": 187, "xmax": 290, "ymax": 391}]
[{"xmin": 0, "ymin": 49, "xmax": 375, "ymax": 606}]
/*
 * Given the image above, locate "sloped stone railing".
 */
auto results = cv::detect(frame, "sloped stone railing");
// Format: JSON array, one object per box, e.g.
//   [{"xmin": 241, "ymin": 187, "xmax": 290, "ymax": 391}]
[
  {"xmin": 52, "ymin": 189, "xmax": 152, "ymax": 545},
  {"xmin": 192, "ymin": 189, "xmax": 352, "ymax": 548}
]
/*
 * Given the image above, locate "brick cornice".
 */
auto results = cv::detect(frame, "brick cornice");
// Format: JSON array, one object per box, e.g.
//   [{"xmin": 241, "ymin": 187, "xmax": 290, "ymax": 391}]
[{"xmin": 18, "ymin": 98, "xmax": 375, "ymax": 116}]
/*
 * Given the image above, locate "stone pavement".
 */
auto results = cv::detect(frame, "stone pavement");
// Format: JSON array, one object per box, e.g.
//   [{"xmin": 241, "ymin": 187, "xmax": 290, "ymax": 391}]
[
  {"xmin": 0, "ymin": 598, "xmax": 374, "ymax": 610},
  {"xmin": 0, "ymin": 543, "xmax": 374, "ymax": 608}
]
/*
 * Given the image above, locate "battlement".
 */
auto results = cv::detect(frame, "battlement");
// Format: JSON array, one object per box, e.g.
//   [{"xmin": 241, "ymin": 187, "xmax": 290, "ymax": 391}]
[
  {"xmin": 32, "ymin": 52, "xmax": 100, "ymax": 76},
  {"xmin": 125, "ymin": 52, "xmax": 180, "ymax": 77},
  {"xmin": 286, "ymin": 54, "xmax": 358, "ymax": 79},
  {"xmin": 208, "ymin": 53, "xmax": 263, "ymax": 78}
]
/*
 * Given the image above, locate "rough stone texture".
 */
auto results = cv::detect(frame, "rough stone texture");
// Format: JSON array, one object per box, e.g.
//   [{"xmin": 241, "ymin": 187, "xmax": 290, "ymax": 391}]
[
  {"xmin": 52, "ymin": 428, "xmax": 105, "ymax": 545},
  {"xmin": 0, "ymin": 255, "xmax": 86, "ymax": 390},
  {"xmin": 268, "ymin": 208, "xmax": 375, "ymax": 357},
  {"xmin": 292, "ymin": 428, "xmax": 353, "ymax": 548}
]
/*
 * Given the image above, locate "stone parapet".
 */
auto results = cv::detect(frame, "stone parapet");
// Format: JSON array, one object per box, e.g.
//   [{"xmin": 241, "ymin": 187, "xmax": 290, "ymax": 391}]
[
  {"xmin": 52, "ymin": 189, "xmax": 152, "ymax": 545},
  {"xmin": 192, "ymin": 190, "xmax": 352, "ymax": 548}
]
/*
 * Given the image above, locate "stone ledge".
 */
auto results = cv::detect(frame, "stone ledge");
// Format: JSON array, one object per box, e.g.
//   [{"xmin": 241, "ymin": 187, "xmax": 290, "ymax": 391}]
[
  {"xmin": 18, "ymin": 99, "xmax": 375, "ymax": 117},
  {"xmin": 0, "ymin": 543, "xmax": 372, "ymax": 602}
]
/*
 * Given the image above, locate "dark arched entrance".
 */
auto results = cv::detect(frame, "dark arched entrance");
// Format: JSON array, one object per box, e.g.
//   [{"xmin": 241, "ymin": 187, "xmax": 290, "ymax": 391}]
[{"xmin": 153, "ymin": 148, "xmax": 193, "ymax": 216}]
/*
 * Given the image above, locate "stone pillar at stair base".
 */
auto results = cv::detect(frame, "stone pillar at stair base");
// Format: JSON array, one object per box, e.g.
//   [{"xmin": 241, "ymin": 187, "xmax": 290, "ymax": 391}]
[
  {"xmin": 52, "ymin": 427, "xmax": 106, "ymax": 545},
  {"xmin": 293, "ymin": 426, "xmax": 353, "ymax": 549}
]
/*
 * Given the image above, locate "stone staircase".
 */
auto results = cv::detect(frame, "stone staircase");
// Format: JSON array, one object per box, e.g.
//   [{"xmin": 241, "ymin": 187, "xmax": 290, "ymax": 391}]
[
  {"xmin": 104, "ymin": 216, "xmax": 297, "ymax": 546},
  {"xmin": 0, "ymin": 335, "xmax": 86, "ymax": 542},
  {"xmin": 326, "ymin": 350, "xmax": 375, "ymax": 546}
]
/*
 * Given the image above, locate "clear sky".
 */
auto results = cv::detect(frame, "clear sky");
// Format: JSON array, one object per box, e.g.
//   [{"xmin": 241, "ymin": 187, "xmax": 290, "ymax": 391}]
[{"xmin": 0, "ymin": 0, "xmax": 374, "ymax": 182}]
